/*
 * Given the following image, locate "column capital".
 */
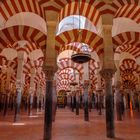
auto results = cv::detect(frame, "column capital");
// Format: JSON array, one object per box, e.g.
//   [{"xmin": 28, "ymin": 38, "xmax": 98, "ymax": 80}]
[
  {"xmin": 83, "ymin": 80, "xmax": 90, "ymax": 89},
  {"xmin": 17, "ymin": 51, "xmax": 27, "ymax": 61},
  {"xmin": 100, "ymin": 69, "xmax": 116, "ymax": 80},
  {"xmin": 30, "ymin": 67, "xmax": 36, "ymax": 74},
  {"xmin": 16, "ymin": 79, "xmax": 22, "ymax": 90},
  {"xmin": 96, "ymin": 89, "xmax": 102, "ymax": 93}
]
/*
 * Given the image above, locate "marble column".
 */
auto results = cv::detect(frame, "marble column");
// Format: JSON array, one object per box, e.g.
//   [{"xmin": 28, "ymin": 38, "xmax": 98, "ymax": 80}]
[
  {"xmin": 0, "ymin": 78, "xmax": 5, "ymax": 112},
  {"xmin": 114, "ymin": 60, "xmax": 123, "ymax": 120},
  {"xmin": 114, "ymin": 81, "xmax": 123, "ymax": 121},
  {"xmin": 96, "ymin": 90, "xmax": 103, "ymax": 115},
  {"xmin": 83, "ymin": 80, "xmax": 89, "ymax": 121},
  {"xmin": 76, "ymin": 90, "xmax": 79, "ymax": 115},
  {"xmin": 14, "ymin": 51, "xmax": 26, "ymax": 122},
  {"xmin": 71, "ymin": 93, "xmax": 74, "ymax": 112},
  {"xmin": 100, "ymin": 23, "xmax": 116, "ymax": 138},
  {"xmin": 28, "ymin": 68, "xmax": 36, "ymax": 116},
  {"xmin": 114, "ymin": 60, "xmax": 121, "ymax": 86},
  {"xmin": 3, "ymin": 67, "xmax": 13, "ymax": 116},
  {"xmin": 70, "ymin": 86, "xmax": 75, "ymax": 112},
  {"xmin": 43, "ymin": 66, "xmax": 54, "ymax": 140},
  {"xmin": 100, "ymin": 69, "xmax": 115, "ymax": 138},
  {"xmin": 96, "ymin": 70, "xmax": 102, "ymax": 115},
  {"xmin": 75, "ymin": 74, "xmax": 80, "ymax": 115},
  {"xmin": 41, "ymin": 89, "xmax": 45, "ymax": 111},
  {"xmin": 52, "ymin": 79, "xmax": 57, "ymax": 122},
  {"xmin": 36, "ymin": 82, "xmax": 41, "ymax": 113},
  {"xmin": 83, "ymin": 62, "xmax": 89, "ymax": 121},
  {"xmin": 0, "ymin": 77, "xmax": 5, "ymax": 94},
  {"xmin": 70, "ymin": 94, "xmax": 72, "ymax": 110},
  {"xmin": 43, "ymin": 11, "xmax": 57, "ymax": 139}
]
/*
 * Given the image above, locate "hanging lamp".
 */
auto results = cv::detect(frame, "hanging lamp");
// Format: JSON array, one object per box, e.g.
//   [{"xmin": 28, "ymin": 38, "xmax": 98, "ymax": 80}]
[{"xmin": 71, "ymin": 0, "xmax": 91, "ymax": 64}]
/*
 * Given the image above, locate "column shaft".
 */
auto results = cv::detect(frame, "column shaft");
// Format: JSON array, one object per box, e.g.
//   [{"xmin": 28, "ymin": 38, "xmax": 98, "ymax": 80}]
[
  {"xmin": 84, "ymin": 82, "xmax": 89, "ymax": 121},
  {"xmin": 14, "ymin": 51, "xmax": 25, "ymax": 122},
  {"xmin": 76, "ymin": 93, "xmax": 79, "ymax": 115},
  {"xmin": 44, "ymin": 80, "xmax": 53, "ymax": 140},
  {"xmin": 105, "ymin": 78, "xmax": 114, "ymax": 137},
  {"xmin": 43, "ymin": 66, "xmax": 55, "ymax": 140},
  {"xmin": 100, "ymin": 69, "xmax": 115, "ymax": 138},
  {"xmin": 52, "ymin": 81, "xmax": 57, "ymax": 122},
  {"xmin": 14, "ymin": 89, "xmax": 22, "ymax": 122},
  {"xmin": 28, "ymin": 68, "xmax": 36, "ymax": 116}
]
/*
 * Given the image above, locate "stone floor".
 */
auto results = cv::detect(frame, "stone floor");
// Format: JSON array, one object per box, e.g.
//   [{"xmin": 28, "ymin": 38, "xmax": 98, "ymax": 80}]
[{"xmin": 0, "ymin": 108, "xmax": 140, "ymax": 140}]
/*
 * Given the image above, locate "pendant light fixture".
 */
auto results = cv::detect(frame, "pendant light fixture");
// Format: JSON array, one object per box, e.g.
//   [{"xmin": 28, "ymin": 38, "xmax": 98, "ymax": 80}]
[{"xmin": 71, "ymin": 0, "xmax": 91, "ymax": 64}]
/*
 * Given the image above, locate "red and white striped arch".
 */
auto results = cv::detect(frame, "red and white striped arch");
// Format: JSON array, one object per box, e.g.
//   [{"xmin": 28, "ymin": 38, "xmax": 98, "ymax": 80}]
[
  {"xmin": 0, "ymin": 52, "xmax": 44, "ymax": 89},
  {"xmin": 120, "ymin": 59, "xmax": 140, "ymax": 75},
  {"xmin": 115, "ymin": 44, "xmax": 140, "ymax": 59},
  {"xmin": 57, "ymin": 85, "xmax": 68, "ymax": 92},
  {"xmin": 23, "ymin": 70, "xmax": 46, "ymax": 93},
  {"xmin": 108, "ymin": 0, "xmax": 140, "ymax": 15},
  {"xmin": 113, "ymin": 32, "xmax": 140, "ymax": 49},
  {"xmin": 114, "ymin": 4, "xmax": 140, "ymax": 23},
  {"xmin": 11, "ymin": 42, "xmax": 42, "ymax": 55},
  {"xmin": 3, "ymin": 58, "xmax": 44, "ymax": 85},
  {"xmin": 34, "ymin": 71, "xmax": 46, "ymax": 86},
  {"xmin": 0, "ymin": 72, "xmax": 16, "ymax": 87},
  {"xmin": 0, "ymin": 0, "xmax": 43, "ymax": 21},
  {"xmin": 0, "ymin": 73, "xmax": 7, "ymax": 87},
  {"xmin": 23, "ymin": 58, "xmax": 44, "ymax": 74},
  {"xmin": 0, "ymin": 56, "xmax": 17, "ymax": 85},
  {"xmin": 90, "ymin": 76, "xmax": 97, "ymax": 90},
  {"xmin": 24, "ymin": 75, "xmax": 30, "ymax": 87},
  {"xmin": 58, "ymin": 58, "xmax": 83, "ymax": 74},
  {"xmin": 0, "ymin": 25, "xmax": 47, "ymax": 53},
  {"xmin": 57, "ymin": 68, "xmax": 75, "ymax": 83},
  {"xmin": 38, "ymin": 0, "xmax": 107, "ymax": 14},
  {"xmin": 56, "ymin": 67, "xmax": 77, "ymax": 91},
  {"xmin": 122, "ymin": 74, "xmax": 138, "ymax": 87},
  {"xmin": 58, "ymin": 1, "xmax": 106, "ymax": 26},
  {"xmin": 57, "ymin": 80, "xmax": 70, "ymax": 90},
  {"xmin": 0, "ymin": 57, "xmax": 17, "ymax": 71},
  {"xmin": 89, "ymin": 59, "xmax": 99, "ymax": 73},
  {"xmin": 55, "ymin": 29, "xmax": 103, "ymax": 56},
  {"xmin": 59, "ymin": 42, "xmax": 81, "ymax": 54},
  {"xmin": 57, "ymin": 73, "xmax": 74, "ymax": 82},
  {"xmin": 89, "ymin": 59, "xmax": 99, "ymax": 84},
  {"xmin": 57, "ymin": 79, "xmax": 69, "ymax": 86}
]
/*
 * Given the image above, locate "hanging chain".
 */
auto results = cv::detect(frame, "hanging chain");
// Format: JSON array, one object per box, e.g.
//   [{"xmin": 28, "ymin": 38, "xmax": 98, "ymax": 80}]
[
  {"xmin": 78, "ymin": 0, "xmax": 82, "ymax": 43},
  {"xmin": 78, "ymin": 0, "xmax": 80, "ymax": 31}
]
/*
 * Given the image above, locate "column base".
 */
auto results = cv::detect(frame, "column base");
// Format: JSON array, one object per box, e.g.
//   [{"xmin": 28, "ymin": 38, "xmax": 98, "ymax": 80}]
[
  {"xmin": 106, "ymin": 95, "xmax": 115, "ymax": 138},
  {"xmin": 84, "ymin": 100, "xmax": 89, "ymax": 121},
  {"xmin": 84, "ymin": 117, "xmax": 89, "ymax": 121},
  {"xmin": 3, "ymin": 95, "xmax": 8, "ymax": 116},
  {"xmin": 107, "ymin": 129, "xmax": 115, "ymax": 138},
  {"xmin": 98, "ymin": 111, "xmax": 102, "ymax": 115},
  {"xmin": 76, "ymin": 102, "xmax": 79, "ymax": 115},
  {"xmin": 52, "ymin": 103, "xmax": 57, "ymax": 122},
  {"xmin": 71, "ymin": 105, "xmax": 74, "ymax": 112},
  {"xmin": 44, "ymin": 122, "xmax": 52, "ymax": 140},
  {"xmin": 84, "ymin": 108, "xmax": 89, "ymax": 121},
  {"xmin": 28, "ymin": 104, "xmax": 33, "ymax": 116},
  {"xmin": 14, "ymin": 114, "xmax": 20, "ymax": 122},
  {"xmin": 14, "ymin": 102, "xmax": 21, "ymax": 122}
]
